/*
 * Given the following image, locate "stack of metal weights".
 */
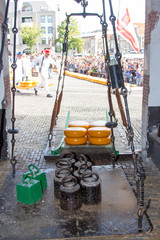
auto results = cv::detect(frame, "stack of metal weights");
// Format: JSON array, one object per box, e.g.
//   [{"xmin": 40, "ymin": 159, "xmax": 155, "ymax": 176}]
[{"xmin": 53, "ymin": 152, "xmax": 101, "ymax": 210}]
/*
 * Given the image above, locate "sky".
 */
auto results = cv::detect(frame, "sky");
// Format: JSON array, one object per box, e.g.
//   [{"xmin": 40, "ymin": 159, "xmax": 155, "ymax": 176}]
[{"xmin": 15, "ymin": 0, "xmax": 145, "ymax": 32}]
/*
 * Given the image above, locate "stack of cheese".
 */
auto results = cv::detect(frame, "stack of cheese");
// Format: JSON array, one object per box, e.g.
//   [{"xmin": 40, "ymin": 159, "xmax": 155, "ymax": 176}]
[
  {"xmin": 88, "ymin": 120, "xmax": 111, "ymax": 145},
  {"xmin": 64, "ymin": 121, "xmax": 89, "ymax": 145},
  {"xmin": 64, "ymin": 120, "xmax": 111, "ymax": 146}
]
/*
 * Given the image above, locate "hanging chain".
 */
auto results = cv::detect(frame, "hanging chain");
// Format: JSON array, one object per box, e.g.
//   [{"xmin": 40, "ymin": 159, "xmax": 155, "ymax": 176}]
[
  {"xmin": 0, "ymin": 0, "xmax": 10, "ymax": 77},
  {"xmin": 101, "ymin": 0, "xmax": 117, "ymax": 167},
  {"xmin": 8, "ymin": 0, "xmax": 19, "ymax": 177},
  {"xmin": 108, "ymin": 0, "xmax": 147, "ymax": 231},
  {"xmin": 0, "ymin": 0, "xmax": 10, "ymax": 157}
]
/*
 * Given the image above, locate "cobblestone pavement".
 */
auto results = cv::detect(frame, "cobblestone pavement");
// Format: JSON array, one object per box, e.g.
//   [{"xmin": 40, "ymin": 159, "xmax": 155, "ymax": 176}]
[{"xmin": 0, "ymin": 73, "xmax": 160, "ymax": 239}]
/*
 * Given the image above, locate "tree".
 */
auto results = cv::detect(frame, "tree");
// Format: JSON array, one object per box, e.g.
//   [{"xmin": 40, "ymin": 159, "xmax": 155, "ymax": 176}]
[
  {"xmin": 20, "ymin": 24, "xmax": 42, "ymax": 53},
  {"xmin": 55, "ymin": 17, "xmax": 84, "ymax": 53}
]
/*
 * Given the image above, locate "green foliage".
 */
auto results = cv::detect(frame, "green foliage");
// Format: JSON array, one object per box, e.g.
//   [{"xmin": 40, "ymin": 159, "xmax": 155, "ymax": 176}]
[
  {"xmin": 55, "ymin": 17, "xmax": 84, "ymax": 53},
  {"xmin": 20, "ymin": 24, "xmax": 42, "ymax": 52}
]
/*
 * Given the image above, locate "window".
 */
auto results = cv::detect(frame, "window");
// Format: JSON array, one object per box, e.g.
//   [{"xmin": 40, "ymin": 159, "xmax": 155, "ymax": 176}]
[
  {"xmin": 47, "ymin": 15, "xmax": 52, "ymax": 23},
  {"xmin": 48, "ymin": 27, "xmax": 53, "ymax": 34},
  {"xmin": 22, "ymin": 3, "xmax": 32, "ymax": 12},
  {"xmin": 41, "ymin": 16, "xmax": 45, "ymax": 23},
  {"xmin": 41, "ymin": 6, "xmax": 48, "ymax": 11},
  {"xmin": 41, "ymin": 37, "xmax": 46, "ymax": 45},
  {"xmin": 22, "ymin": 17, "xmax": 32, "ymax": 23},
  {"xmin": 41, "ymin": 27, "xmax": 46, "ymax": 34}
]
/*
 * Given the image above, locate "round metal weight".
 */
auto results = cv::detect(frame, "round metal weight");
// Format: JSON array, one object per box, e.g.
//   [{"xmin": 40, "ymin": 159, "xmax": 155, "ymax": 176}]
[
  {"xmin": 60, "ymin": 176, "xmax": 82, "ymax": 211},
  {"xmin": 60, "ymin": 151, "xmax": 77, "ymax": 160},
  {"xmin": 55, "ymin": 159, "xmax": 72, "ymax": 171},
  {"xmin": 74, "ymin": 163, "xmax": 91, "ymax": 183},
  {"xmin": 54, "ymin": 168, "xmax": 72, "ymax": 199},
  {"xmin": 74, "ymin": 154, "xmax": 92, "ymax": 171},
  {"xmin": 60, "ymin": 152, "xmax": 77, "ymax": 169},
  {"xmin": 81, "ymin": 172, "xmax": 101, "ymax": 205}
]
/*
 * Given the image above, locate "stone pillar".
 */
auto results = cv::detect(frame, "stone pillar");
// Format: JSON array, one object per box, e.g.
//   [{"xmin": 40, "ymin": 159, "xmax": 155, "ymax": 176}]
[
  {"xmin": 141, "ymin": 0, "xmax": 160, "ymax": 167},
  {"xmin": 0, "ymin": 0, "xmax": 11, "ymax": 161}
]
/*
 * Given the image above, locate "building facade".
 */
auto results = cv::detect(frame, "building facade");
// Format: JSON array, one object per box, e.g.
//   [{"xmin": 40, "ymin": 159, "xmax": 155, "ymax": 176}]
[
  {"xmin": 8, "ymin": 1, "xmax": 56, "ymax": 53},
  {"xmin": 81, "ymin": 23, "xmax": 145, "ymax": 56}
]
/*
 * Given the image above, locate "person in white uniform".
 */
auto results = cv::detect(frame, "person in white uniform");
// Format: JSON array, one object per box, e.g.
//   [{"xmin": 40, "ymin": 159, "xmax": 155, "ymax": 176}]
[
  {"xmin": 15, "ymin": 52, "xmax": 23, "ymax": 85},
  {"xmin": 22, "ymin": 53, "xmax": 31, "ymax": 81},
  {"xmin": 32, "ymin": 49, "xmax": 56, "ymax": 97}
]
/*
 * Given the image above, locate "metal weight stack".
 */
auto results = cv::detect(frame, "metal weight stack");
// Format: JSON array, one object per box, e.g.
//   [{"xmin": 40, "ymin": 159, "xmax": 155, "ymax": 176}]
[
  {"xmin": 54, "ymin": 168, "xmax": 72, "ymax": 199},
  {"xmin": 60, "ymin": 152, "xmax": 77, "ymax": 170},
  {"xmin": 60, "ymin": 176, "xmax": 82, "ymax": 210},
  {"xmin": 74, "ymin": 163, "xmax": 92, "ymax": 183},
  {"xmin": 74, "ymin": 154, "xmax": 92, "ymax": 171},
  {"xmin": 55, "ymin": 159, "xmax": 73, "ymax": 172},
  {"xmin": 81, "ymin": 172, "xmax": 101, "ymax": 205}
]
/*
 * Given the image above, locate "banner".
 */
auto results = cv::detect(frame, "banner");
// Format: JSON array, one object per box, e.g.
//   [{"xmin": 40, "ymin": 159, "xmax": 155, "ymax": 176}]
[{"xmin": 117, "ymin": 0, "xmax": 139, "ymax": 52}]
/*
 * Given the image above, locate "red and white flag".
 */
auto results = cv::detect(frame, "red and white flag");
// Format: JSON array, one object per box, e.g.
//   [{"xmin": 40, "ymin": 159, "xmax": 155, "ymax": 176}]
[
  {"xmin": 49, "ymin": 37, "xmax": 52, "ymax": 50},
  {"xmin": 117, "ymin": 0, "xmax": 139, "ymax": 52}
]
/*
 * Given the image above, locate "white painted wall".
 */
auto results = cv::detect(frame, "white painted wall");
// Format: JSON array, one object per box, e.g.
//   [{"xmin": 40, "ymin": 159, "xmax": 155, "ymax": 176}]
[{"xmin": 148, "ymin": 17, "xmax": 160, "ymax": 106}]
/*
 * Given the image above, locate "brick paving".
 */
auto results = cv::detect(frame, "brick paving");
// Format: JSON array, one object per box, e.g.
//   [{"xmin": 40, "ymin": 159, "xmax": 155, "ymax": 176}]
[{"xmin": 0, "ymin": 73, "xmax": 160, "ymax": 239}]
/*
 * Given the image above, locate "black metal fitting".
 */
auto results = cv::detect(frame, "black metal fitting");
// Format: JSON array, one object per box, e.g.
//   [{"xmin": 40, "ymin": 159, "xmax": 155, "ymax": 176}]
[{"xmin": 12, "ymin": 27, "xmax": 18, "ymax": 34}]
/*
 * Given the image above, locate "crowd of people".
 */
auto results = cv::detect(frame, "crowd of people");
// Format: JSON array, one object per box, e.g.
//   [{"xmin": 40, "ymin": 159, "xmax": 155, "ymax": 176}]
[
  {"xmin": 65, "ymin": 55, "xmax": 144, "ymax": 86},
  {"xmin": 9, "ymin": 50, "xmax": 144, "ymax": 97}
]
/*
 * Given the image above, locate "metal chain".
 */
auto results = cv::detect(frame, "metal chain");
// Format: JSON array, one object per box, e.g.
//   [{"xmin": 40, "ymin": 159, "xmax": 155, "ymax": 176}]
[
  {"xmin": 0, "ymin": 0, "xmax": 10, "ymax": 76},
  {"xmin": 101, "ymin": 0, "xmax": 117, "ymax": 167},
  {"xmin": 108, "ymin": 0, "xmax": 146, "ymax": 231},
  {"xmin": 0, "ymin": 0, "xmax": 10, "ymax": 157},
  {"xmin": 8, "ymin": 0, "xmax": 19, "ymax": 177}
]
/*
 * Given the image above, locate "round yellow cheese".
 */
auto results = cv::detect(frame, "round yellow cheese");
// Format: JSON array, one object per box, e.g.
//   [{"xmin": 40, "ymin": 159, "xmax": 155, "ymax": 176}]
[
  {"xmin": 64, "ymin": 136, "xmax": 87, "ymax": 145},
  {"xmin": 89, "ymin": 120, "xmax": 106, "ymax": 128},
  {"xmin": 88, "ymin": 136, "xmax": 111, "ymax": 145},
  {"xmin": 88, "ymin": 127, "xmax": 111, "ymax": 138},
  {"xmin": 64, "ymin": 127, "xmax": 87, "ymax": 138},
  {"xmin": 68, "ymin": 120, "xmax": 90, "ymax": 129}
]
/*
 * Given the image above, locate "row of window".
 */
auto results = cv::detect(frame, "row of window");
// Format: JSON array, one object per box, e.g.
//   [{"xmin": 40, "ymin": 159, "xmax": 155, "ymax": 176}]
[
  {"xmin": 41, "ymin": 26, "xmax": 53, "ymax": 34},
  {"xmin": 41, "ymin": 37, "xmax": 53, "ymax": 45},
  {"xmin": 41, "ymin": 15, "xmax": 52, "ymax": 23}
]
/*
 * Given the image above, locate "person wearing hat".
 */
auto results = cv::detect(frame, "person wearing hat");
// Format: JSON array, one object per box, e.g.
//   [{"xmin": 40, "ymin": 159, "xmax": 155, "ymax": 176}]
[{"xmin": 32, "ymin": 49, "xmax": 56, "ymax": 97}]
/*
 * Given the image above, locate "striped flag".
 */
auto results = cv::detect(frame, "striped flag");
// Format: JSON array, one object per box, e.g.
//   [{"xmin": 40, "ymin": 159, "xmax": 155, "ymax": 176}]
[
  {"xmin": 117, "ymin": 0, "xmax": 139, "ymax": 52},
  {"xmin": 49, "ymin": 37, "xmax": 52, "ymax": 50}
]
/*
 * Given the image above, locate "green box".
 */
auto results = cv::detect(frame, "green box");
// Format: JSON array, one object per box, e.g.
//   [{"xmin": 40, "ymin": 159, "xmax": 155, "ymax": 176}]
[{"xmin": 16, "ymin": 174, "xmax": 43, "ymax": 205}]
